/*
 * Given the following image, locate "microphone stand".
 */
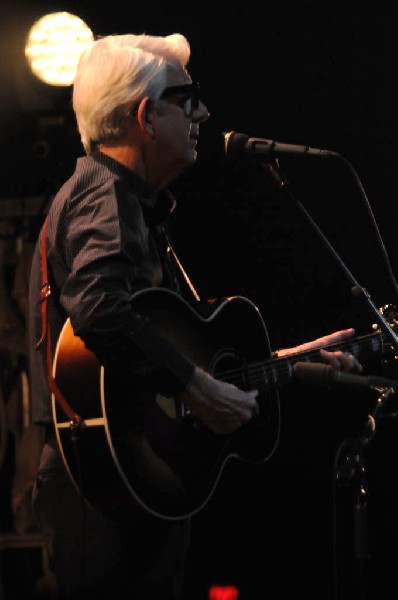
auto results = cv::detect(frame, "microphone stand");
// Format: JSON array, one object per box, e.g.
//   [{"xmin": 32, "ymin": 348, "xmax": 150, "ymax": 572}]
[
  {"xmin": 262, "ymin": 159, "xmax": 398, "ymax": 352},
  {"xmin": 335, "ymin": 385, "xmax": 396, "ymax": 599},
  {"xmin": 262, "ymin": 157, "xmax": 398, "ymax": 600}
]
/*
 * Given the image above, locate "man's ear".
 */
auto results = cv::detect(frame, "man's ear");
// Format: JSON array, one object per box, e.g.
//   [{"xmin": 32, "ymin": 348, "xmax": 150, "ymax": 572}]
[{"xmin": 137, "ymin": 97, "xmax": 154, "ymax": 136}]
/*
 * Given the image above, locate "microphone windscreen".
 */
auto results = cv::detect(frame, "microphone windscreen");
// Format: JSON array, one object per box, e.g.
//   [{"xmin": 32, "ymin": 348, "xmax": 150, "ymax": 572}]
[
  {"xmin": 223, "ymin": 131, "xmax": 248, "ymax": 160},
  {"xmin": 293, "ymin": 362, "xmax": 332, "ymax": 386}
]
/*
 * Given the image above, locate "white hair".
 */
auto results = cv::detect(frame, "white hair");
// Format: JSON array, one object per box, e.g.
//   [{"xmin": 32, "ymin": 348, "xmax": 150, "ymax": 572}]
[{"xmin": 72, "ymin": 33, "xmax": 191, "ymax": 153}]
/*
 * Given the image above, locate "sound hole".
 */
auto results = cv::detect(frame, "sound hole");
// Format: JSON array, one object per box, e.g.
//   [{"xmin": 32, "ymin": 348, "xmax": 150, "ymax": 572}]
[{"xmin": 210, "ymin": 349, "xmax": 248, "ymax": 390}]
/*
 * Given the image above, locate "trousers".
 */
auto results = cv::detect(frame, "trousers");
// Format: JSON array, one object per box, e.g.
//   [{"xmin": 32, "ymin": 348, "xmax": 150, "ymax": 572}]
[{"xmin": 32, "ymin": 437, "xmax": 191, "ymax": 600}]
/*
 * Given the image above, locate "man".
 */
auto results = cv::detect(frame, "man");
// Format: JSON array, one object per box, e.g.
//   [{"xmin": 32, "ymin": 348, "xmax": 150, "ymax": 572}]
[{"xmin": 28, "ymin": 32, "xmax": 362, "ymax": 600}]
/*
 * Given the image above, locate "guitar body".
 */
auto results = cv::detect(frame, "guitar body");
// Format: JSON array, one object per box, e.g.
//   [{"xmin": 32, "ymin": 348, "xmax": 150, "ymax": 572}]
[{"xmin": 52, "ymin": 288, "xmax": 279, "ymax": 520}]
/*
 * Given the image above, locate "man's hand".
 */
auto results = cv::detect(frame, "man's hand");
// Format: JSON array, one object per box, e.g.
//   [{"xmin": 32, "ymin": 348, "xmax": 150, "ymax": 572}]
[
  {"xmin": 179, "ymin": 367, "xmax": 259, "ymax": 435},
  {"xmin": 276, "ymin": 328, "xmax": 363, "ymax": 373}
]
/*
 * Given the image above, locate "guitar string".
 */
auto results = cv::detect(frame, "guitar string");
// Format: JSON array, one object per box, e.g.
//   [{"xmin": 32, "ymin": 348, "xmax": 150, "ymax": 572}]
[{"xmin": 212, "ymin": 334, "xmax": 382, "ymax": 390}]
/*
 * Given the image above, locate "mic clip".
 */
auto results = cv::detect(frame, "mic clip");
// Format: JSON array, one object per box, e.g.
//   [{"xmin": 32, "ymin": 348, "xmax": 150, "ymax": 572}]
[{"xmin": 262, "ymin": 160, "xmax": 289, "ymax": 190}]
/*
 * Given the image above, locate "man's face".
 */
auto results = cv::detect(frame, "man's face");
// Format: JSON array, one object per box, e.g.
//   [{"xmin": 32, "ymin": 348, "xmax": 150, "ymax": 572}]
[{"xmin": 149, "ymin": 64, "xmax": 210, "ymax": 185}]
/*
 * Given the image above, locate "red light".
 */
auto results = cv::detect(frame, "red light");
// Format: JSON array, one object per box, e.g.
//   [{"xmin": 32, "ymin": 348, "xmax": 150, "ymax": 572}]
[{"xmin": 208, "ymin": 585, "xmax": 239, "ymax": 600}]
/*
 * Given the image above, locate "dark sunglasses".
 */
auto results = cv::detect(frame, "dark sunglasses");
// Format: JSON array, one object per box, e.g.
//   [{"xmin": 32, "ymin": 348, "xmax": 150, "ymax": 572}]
[{"xmin": 159, "ymin": 82, "xmax": 201, "ymax": 118}]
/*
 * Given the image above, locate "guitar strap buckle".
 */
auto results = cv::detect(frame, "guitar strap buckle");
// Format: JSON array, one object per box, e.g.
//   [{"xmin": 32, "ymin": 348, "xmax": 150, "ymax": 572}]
[
  {"xmin": 35, "ymin": 282, "xmax": 51, "ymax": 349},
  {"xmin": 69, "ymin": 417, "xmax": 85, "ymax": 441},
  {"xmin": 39, "ymin": 282, "xmax": 51, "ymax": 302}
]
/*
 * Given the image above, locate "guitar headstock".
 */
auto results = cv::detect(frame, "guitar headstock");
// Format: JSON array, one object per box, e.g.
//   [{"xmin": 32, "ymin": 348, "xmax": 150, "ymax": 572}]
[
  {"xmin": 378, "ymin": 303, "xmax": 398, "ymax": 327},
  {"xmin": 373, "ymin": 303, "xmax": 398, "ymax": 370}
]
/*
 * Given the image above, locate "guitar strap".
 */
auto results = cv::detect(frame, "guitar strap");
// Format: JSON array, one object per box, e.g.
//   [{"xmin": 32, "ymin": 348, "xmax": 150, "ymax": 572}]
[
  {"xmin": 35, "ymin": 216, "xmax": 83, "ymax": 427},
  {"xmin": 166, "ymin": 237, "xmax": 201, "ymax": 302}
]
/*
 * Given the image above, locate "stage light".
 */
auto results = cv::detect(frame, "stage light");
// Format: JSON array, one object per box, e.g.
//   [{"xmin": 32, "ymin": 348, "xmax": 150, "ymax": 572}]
[
  {"xmin": 208, "ymin": 585, "xmax": 238, "ymax": 600},
  {"xmin": 24, "ymin": 12, "xmax": 94, "ymax": 87}
]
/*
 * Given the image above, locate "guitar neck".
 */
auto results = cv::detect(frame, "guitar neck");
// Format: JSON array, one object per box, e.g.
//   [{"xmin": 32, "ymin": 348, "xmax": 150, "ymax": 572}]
[{"xmin": 249, "ymin": 330, "xmax": 383, "ymax": 393}]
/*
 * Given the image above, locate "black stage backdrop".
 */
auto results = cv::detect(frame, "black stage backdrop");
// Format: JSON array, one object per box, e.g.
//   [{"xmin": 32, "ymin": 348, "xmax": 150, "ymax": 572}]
[{"xmin": 0, "ymin": 4, "xmax": 397, "ymax": 599}]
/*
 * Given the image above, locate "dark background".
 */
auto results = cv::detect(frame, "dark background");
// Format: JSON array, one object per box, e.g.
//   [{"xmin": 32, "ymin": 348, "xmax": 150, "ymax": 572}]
[{"xmin": 0, "ymin": 3, "xmax": 397, "ymax": 599}]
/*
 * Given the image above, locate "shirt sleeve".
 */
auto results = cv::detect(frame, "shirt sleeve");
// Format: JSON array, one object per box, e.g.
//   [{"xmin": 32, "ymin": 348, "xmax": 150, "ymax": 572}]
[{"xmin": 53, "ymin": 180, "xmax": 195, "ymax": 397}]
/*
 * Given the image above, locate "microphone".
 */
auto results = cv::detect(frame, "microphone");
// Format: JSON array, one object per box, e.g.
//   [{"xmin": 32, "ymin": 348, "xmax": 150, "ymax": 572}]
[
  {"xmin": 223, "ymin": 131, "xmax": 339, "ymax": 160},
  {"xmin": 293, "ymin": 362, "xmax": 398, "ymax": 392}
]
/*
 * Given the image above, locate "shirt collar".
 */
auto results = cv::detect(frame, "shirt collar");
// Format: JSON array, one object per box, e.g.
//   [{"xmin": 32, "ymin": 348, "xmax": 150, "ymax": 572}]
[{"xmin": 91, "ymin": 150, "xmax": 177, "ymax": 224}]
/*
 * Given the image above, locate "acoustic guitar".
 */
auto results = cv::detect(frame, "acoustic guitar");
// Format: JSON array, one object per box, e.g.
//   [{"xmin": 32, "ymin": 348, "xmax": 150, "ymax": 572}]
[{"xmin": 51, "ymin": 287, "xmax": 394, "ymax": 520}]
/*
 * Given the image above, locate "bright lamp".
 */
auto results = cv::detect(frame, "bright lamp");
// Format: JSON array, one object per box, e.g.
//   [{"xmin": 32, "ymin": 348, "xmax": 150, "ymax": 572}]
[{"xmin": 24, "ymin": 12, "xmax": 94, "ymax": 87}]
